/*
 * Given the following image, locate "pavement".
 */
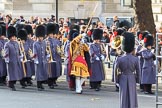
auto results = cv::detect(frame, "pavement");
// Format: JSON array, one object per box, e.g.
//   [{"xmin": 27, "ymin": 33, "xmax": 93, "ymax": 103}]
[{"xmin": 0, "ymin": 64, "xmax": 161, "ymax": 108}]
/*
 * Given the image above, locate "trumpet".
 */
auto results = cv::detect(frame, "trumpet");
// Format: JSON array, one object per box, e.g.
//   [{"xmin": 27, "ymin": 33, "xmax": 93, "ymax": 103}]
[
  {"xmin": 28, "ymin": 48, "xmax": 33, "ymax": 58},
  {"xmin": 100, "ymin": 43, "xmax": 106, "ymax": 54},
  {"xmin": 56, "ymin": 44, "xmax": 64, "ymax": 57},
  {"xmin": 17, "ymin": 38, "xmax": 27, "ymax": 77},
  {"xmin": 17, "ymin": 38, "xmax": 27, "ymax": 62},
  {"xmin": 45, "ymin": 39, "xmax": 54, "ymax": 63}
]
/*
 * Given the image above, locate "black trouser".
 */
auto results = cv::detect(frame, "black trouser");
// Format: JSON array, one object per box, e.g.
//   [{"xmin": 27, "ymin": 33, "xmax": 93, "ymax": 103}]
[
  {"xmin": 144, "ymin": 84, "xmax": 152, "ymax": 92},
  {"xmin": 25, "ymin": 77, "xmax": 32, "ymax": 84},
  {"xmin": 8, "ymin": 79, "xmax": 26, "ymax": 88},
  {"xmin": 48, "ymin": 78, "xmax": 54, "ymax": 86},
  {"xmin": 8, "ymin": 81, "xmax": 16, "ymax": 88},
  {"xmin": 140, "ymin": 84, "xmax": 144, "ymax": 90},
  {"xmin": 90, "ymin": 81, "xmax": 101, "ymax": 89},
  {"xmin": 20, "ymin": 78, "xmax": 26, "ymax": 84},
  {"xmin": 0, "ymin": 76, "xmax": 6, "ymax": 84},
  {"xmin": 2, "ymin": 76, "xmax": 6, "ymax": 83},
  {"xmin": 37, "ymin": 81, "xmax": 44, "ymax": 88},
  {"xmin": 53, "ymin": 77, "xmax": 58, "ymax": 84}
]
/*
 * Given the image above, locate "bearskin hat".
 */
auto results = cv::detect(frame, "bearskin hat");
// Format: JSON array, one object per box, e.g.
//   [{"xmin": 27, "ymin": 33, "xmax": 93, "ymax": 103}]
[
  {"xmin": 7, "ymin": 26, "xmax": 17, "ymax": 39},
  {"xmin": 35, "ymin": 25, "xmax": 46, "ymax": 37},
  {"xmin": 142, "ymin": 31, "xmax": 149, "ymax": 37},
  {"xmin": 1, "ymin": 25, "xmax": 6, "ymax": 36},
  {"xmin": 92, "ymin": 28, "xmax": 103, "ymax": 40},
  {"xmin": 24, "ymin": 25, "xmax": 33, "ymax": 35},
  {"xmin": 47, "ymin": 23, "xmax": 55, "ymax": 35},
  {"xmin": 144, "ymin": 33, "xmax": 154, "ymax": 47},
  {"xmin": 68, "ymin": 24, "xmax": 80, "ymax": 41},
  {"xmin": 68, "ymin": 29, "xmax": 79, "ymax": 41},
  {"xmin": 122, "ymin": 32, "xmax": 135, "ymax": 53},
  {"xmin": 17, "ymin": 29, "xmax": 27, "ymax": 41}
]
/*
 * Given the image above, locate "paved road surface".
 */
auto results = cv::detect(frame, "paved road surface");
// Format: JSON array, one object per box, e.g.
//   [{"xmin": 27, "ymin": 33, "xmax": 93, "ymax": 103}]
[{"xmin": 0, "ymin": 77, "xmax": 159, "ymax": 108}]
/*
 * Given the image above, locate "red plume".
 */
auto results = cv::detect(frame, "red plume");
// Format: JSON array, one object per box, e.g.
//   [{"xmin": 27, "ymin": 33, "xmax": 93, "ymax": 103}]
[
  {"xmin": 144, "ymin": 37, "xmax": 147, "ymax": 43},
  {"xmin": 114, "ymin": 31, "xmax": 118, "ymax": 36},
  {"xmin": 139, "ymin": 34, "xmax": 143, "ymax": 40}
]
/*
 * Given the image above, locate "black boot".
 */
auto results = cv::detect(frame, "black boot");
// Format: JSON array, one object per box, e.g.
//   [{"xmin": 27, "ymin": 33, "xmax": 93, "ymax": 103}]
[
  {"xmin": 54, "ymin": 78, "xmax": 58, "ymax": 86},
  {"xmin": 20, "ymin": 79, "xmax": 27, "ymax": 88},
  {"xmin": 8, "ymin": 81, "xmax": 16, "ymax": 91},
  {"xmin": 48, "ymin": 78, "xmax": 54, "ymax": 89},
  {"xmin": 148, "ymin": 84, "xmax": 154, "ymax": 94},
  {"xmin": 116, "ymin": 85, "xmax": 119, "ymax": 92},
  {"xmin": 95, "ymin": 82, "xmax": 101, "ymax": 91},
  {"xmin": 26, "ymin": 77, "xmax": 33, "ymax": 86},
  {"xmin": 37, "ymin": 81, "xmax": 44, "ymax": 91},
  {"xmin": 2, "ymin": 76, "xmax": 6, "ymax": 85}
]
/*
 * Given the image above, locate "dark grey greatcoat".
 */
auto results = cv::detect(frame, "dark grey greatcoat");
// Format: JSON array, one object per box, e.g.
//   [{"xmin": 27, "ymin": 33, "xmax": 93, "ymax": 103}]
[
  {"xmin": 4, "ymin": 41, "xmax": 23, "ymax": 81},
  {"xmin": 89, "ymin": 43, "xmax": 105, "ymax": 82},
  {"xmin": 139, "ymin": 49, "xmax": 156, "ymax": 84},
  {"xmin": 114, "ymin": 53, "xmax": 140, "ymax": 108},
  {"xmin": 52, "ymin": 38, "xmax": 62, "ymax": 78},
  {"xmin": 0, "ymin": 39, "xmax": 7, "ymax": 77},
  {"xmin": 33, "ymin": 40, "xmax": 48, "ymax": 81}
]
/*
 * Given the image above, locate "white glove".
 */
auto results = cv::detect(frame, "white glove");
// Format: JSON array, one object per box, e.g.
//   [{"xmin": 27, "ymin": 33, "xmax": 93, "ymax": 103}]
[
  {"xmin": 151, "ymin": 49, "xmax": 155, "ymax": 53},
  {"xmin": 154, "ymin": 60, "xmax": 156, "ymax": 65},
  {"xmin": 96, "ymin": 57, "xmax": 100, "ymax": 61},
  {"xmin": 100, "ymin": 55, "xmax": 105, "ymax": 60},
  {"xmin": 35, "ymin": 61, "xmax": 39, "ymax": 64},
  {"xmin": 5, "ymin": 58, "xmax": 9, "ymax": 63},
  {"xmin": 34, "ymin": 58, "xmax": 39, "ymax": 64}
]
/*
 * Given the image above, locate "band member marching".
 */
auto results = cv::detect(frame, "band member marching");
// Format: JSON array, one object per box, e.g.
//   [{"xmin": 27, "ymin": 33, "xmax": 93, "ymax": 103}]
[
  {"xmin": 68, "ymin": 33, "xmax": 90, "ymax": 94},
  {"xmin": 33, "ymin": 25, "xmax": 49, "ymax": 91},
  {"xmin": 89, "ymin": 28, "xmax": 106, "ymax": 91},
  {"xmin": 46, "ymin": 23, "xmax": 57, "ymax": 89},
  {"xmin": 65, "ymin": 25, "xmax": 80, "ymax": 91},
  {"xmin": 114, "ymin": 32, "xmax": 140, "ymax": 108},
  {"xmin": 137, "ymin": 33, "xmax": 155, "ymax": 94},
  {"xmin": 110, "ymin": 28, "xmax": 125, "ymax": 91},
  {"xmin": 0, "ymin": 25, "xmax": 7, "ymax": 85},
  {"xmin": 136, "ymin": 31, "xmax": 148, "ymax": 92},
  {"xmin": 24, "ymin": 24, "xmax": 35, "ymax": 85},
  {"xmin": 4, "ymin": 26, "xmax": 26, "ymax": 91},
  {"xmin": 17, "ymin": 29, "xmax": 33, "ymax": 87}
]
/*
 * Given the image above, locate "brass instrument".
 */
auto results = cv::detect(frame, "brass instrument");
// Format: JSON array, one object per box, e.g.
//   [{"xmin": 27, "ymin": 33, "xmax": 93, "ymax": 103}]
[
  {"xmin": 45, "ymin": 39, "xmax": 55, "ymax": 77},
  {"xmin": 17, "ymin": 38, "xmax": 27, "ymax": 77},
  {"xmin": 56, "ymin": 44, "xmax": 64, "ymax": 57},
  {"xmin": 45, "ymin": 39, "xmax": 54, "ymax": 63},
  {"xmin": 110, "ymin": 36, "xmax": 123, "ymax": 49},
  {"xmin": 100, "ymin": 43, "xmax": 106, "ymax": 54},
  {"xmin": 28, "ymin": 48, "xmax": 33, "ymax": 58}
]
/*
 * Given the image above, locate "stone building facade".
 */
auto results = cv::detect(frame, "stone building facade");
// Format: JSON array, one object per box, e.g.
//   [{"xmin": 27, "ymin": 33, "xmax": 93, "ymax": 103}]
[{"xmin": 0, "ymin": 0, "xmax": 162, "ymax": 27}]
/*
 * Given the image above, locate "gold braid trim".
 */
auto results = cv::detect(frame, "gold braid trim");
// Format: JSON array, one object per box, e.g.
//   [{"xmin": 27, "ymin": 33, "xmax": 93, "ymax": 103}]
[{"xmin": 70, "ymin": 62, "xmax": 90, "ymax": 77}]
